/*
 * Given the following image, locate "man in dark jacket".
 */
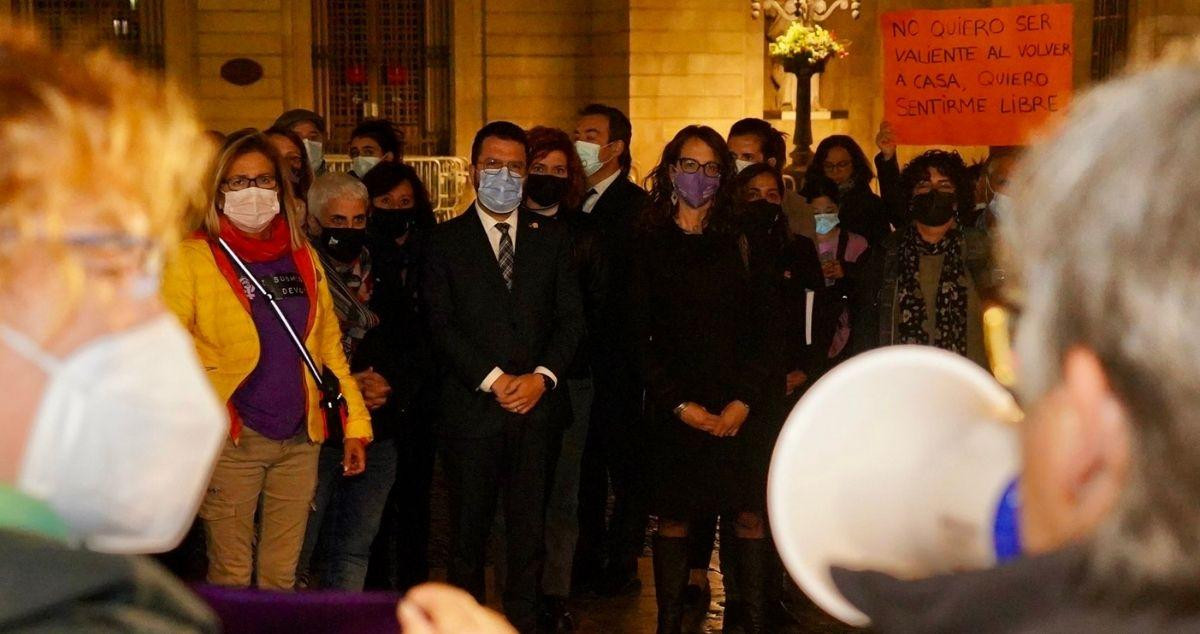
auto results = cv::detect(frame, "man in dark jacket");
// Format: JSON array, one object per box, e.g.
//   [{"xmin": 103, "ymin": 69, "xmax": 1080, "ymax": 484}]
[
  {"xmin": 422, "ymin": 121, "xmax": 584, "ymax": 633},
  {"xmin": 572, "ymin": 104, "xmax": 652, "ymax": 596},
  {"xmin": 831, "ymin": 59, "xmax": 1200, "ymax": 632}
]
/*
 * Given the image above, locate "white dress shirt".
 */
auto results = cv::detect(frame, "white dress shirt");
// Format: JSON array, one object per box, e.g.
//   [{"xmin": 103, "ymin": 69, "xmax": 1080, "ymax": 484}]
[
  {"xmin": 476, "ymin": 203, "xmax": 518, "ymax": 258},
  {"xmin": 581, "ymin": 170, "xmax": 622, "ymax": 214},
  {"xmin": 472, "ymin": 205, "xmax": 558, "ymax": 393}
]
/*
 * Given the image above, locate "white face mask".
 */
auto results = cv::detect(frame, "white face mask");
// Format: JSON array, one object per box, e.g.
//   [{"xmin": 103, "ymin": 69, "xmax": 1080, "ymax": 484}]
[
  {"xmin": 574, "ymin": 140, "xmax": 614, "ymax": 177},
  {"xmin": 222, "ymin": 187, "xmax": 280, "ymax": 233},
  {"xmin": 303, "ymin": 138, "xmax": 324, "ymax": 171},
  {"xmin": 735, "ymin": 158, "xmax": 756, "ymax": 174},
  {"xmin": 352, "ymin": 155, "xmax": 382, "ymax": 178},
  {"xmin": 4, "ymin": 314, "xmax": 227, "ymax": 554}
]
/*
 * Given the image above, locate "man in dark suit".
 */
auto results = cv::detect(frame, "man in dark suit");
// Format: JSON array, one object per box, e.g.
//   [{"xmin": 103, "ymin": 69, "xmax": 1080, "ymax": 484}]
[
  {"xmin": 422, "ymin": 121, "xmax": 584, "ymax": 633},
  {"xmin": 572, "ymin": 104, "xmax": 651, "ymax": 596}
]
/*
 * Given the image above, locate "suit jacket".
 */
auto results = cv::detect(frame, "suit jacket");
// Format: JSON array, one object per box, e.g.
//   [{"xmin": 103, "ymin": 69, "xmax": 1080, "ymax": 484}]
[
  {"xmin": 585, "ymin": 173, "xmax": 647, "ymax": 386},
  {"xmin": 422, "ymin": 205, "xmax": 585, "ymax": 438}
]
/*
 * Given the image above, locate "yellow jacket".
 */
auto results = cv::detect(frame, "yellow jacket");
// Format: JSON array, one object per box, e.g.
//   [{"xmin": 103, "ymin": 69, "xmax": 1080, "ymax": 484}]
[{"xmin": 161, "ymin": 237, "xmax": 372, "ymax": 443}]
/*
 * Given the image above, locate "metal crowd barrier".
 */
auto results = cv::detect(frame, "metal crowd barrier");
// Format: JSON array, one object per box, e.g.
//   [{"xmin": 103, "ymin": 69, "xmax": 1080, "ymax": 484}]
[{"xmin": 325, "ymin": 155, "xmax": 471, "ymax": 222}]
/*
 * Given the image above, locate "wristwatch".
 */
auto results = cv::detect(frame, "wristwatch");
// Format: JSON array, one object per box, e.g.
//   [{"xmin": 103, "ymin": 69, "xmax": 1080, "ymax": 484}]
[{"xmin": 672, "ymin": 402, "xmax": 690, "ymax": 418}]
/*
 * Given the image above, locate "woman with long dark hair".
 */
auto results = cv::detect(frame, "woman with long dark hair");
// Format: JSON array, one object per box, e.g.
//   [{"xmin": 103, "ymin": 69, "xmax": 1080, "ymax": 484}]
[
  {"xmin": 805, "ymin": 134, "xmax": 891, "ymax": 246},
  {"xmin": 631, "ymin": 125, "xmax": 774, "ymax": 634},
  {"xmin": 355, "ymin": 161, "xmax": 440, "ymax": 592},
  {"xmin": 523, "ymin": 125, "xmax": 606, "ymax": 630}
]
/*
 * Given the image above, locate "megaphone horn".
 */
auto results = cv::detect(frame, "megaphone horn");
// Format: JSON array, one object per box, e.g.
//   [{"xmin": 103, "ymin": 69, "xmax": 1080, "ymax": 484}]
[{"xmin": 767, "ymin": 346, "xmax": 1024, "ymax": 626}]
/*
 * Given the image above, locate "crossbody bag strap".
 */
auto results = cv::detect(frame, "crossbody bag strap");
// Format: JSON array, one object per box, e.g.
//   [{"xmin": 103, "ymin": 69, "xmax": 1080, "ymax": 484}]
[{"xmin": 216, "ymin": 238, "xmax": 326, "ymax": 386}]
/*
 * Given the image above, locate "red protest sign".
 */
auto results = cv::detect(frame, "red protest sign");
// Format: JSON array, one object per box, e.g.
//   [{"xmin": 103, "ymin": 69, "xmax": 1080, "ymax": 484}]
[{"xmin": 882, "ymin": 4, "xmax": 1074, "ymax": 146}]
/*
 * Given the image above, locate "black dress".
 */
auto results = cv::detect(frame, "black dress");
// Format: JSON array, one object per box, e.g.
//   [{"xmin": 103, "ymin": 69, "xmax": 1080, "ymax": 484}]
[{"xmin": 630, "ymin": 224, "xmax": 773, "ymax": 518}]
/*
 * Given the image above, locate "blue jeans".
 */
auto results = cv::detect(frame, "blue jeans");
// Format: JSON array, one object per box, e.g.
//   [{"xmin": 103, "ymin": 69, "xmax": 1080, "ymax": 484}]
[{"xmin": 299, "ymin": 438, "xmax": 398, "ymax": 590}]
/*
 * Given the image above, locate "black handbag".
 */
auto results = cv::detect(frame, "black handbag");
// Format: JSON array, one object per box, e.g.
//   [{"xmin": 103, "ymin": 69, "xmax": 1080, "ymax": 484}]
[{"xmin": 217, "ymin": 238, "xmax": 349, "ymax": 439}]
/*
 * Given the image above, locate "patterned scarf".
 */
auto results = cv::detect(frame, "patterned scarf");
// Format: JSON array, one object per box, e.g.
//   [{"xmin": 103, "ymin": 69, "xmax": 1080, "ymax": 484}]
[
  {"xmin": 316, "ymin": 246, "xmax": 379, "ymax": 357},
  {"xmin": 895, "ymin": 225, "xmax": 968, "ymax": 355}
]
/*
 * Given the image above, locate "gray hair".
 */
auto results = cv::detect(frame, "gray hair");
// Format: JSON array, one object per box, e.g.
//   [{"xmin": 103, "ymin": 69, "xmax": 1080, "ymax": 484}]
[
  {"xmin": 307, "ymin": 172, "xmax": 368, "ymax": 222},
  {"xmin": 1005, "ymin": 61, "xmax": 1200, "ymax": 598}
]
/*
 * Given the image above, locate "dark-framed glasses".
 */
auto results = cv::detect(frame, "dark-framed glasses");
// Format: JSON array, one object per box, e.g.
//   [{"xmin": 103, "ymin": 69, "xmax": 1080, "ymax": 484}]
[
  {"xmin": 223, "ymin": 174, "xmax": 278, "ymax": 191},
  {"xmin": 676, "ymin": 158, "xmax": 721, "ymax": 178}
]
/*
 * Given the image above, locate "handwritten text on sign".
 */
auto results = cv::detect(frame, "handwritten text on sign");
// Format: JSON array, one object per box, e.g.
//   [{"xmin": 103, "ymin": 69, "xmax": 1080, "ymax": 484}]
[{"xmin": 882, "ymin": 4, "xmax": 1074, "ymax": 146}]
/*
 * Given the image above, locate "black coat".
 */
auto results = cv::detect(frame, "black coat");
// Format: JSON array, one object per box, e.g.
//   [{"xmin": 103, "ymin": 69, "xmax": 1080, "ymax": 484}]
[
  {"xmin": 585, "ymin": 174, "xmax": 647, "ymax": 388},
  {"xmin": 833, "ymin": 545, "xmax": 1200, "ymax": 633},
  {"xmin": 350, "ymin": 229, "xmax": 436, "ymax": 441},
  {"xmin": 421, "ymin": 206, "xmax": 585, "ymax": 438},
  {"xmin": 539, "ymin": 208, "xmax": 607, "ymax": 380},
  {"xmin": 874, "ymin": 152, "xmax": 909, "ymax": 230},
  {"xmin": 630, "ymin": 224, "xmax": 774, "ymax": 516},
  {"xmin": 838, "ymin": 184, "xmax": 892, "ymax": 248}
]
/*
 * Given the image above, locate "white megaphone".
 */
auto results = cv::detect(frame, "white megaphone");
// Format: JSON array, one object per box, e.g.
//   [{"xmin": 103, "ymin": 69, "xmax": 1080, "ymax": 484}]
[{"xmin": 768, "ymin": 346, "xmax": 1024, "ymax": 627}]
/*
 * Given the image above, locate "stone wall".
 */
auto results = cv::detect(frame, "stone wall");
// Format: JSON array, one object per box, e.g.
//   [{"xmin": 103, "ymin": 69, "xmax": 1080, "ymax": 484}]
[{"xmin": 163, "ymin": 0, "xmax": 312, "ymax": 134}]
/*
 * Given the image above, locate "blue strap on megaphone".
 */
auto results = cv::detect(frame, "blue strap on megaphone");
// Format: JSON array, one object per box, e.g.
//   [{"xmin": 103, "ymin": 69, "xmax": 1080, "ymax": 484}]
[{"xmin": 992, "ymin": 476, "xmax": 1022, "ymax": 563}]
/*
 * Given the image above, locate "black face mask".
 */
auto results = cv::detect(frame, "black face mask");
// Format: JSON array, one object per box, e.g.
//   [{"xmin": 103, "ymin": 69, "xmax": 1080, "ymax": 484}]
[
  {"xmin": 370, "ymin": 208, "xmax": 419, "ymax": 242},
  {"xmin": 910, "ymin": 191, "xmax": 957, "ymax": 226},
  {"xmin": 743, "ymin": 199, "xmax": 784, "ymax": 232},
  {"xmin": 525, "ymin": 173, "xmax": 569, "ymax": 209},
  {"xmin": 319, "ymin": 227, "xmax": 367, "ymax": 263}
]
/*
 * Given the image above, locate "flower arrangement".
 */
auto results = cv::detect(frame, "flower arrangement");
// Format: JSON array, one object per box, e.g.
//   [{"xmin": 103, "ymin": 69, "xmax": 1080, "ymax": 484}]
[{"xmin": 768, "ymin": 22, "xmax": 849, "ymax": 68}]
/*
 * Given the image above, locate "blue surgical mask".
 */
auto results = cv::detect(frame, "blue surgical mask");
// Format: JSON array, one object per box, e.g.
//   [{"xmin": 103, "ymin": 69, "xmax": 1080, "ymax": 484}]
[
  {"xmin": 575, "ymin": 140, "xmax": 612, "ymax": 177},
  {"xmin": 735, "ymin": 159, "xmax": 756, "ymax": 174},
  {"xmin": 814, "ymin": 212, "xmax": 840, "ymax": 235},
  {"xmin": 476, "ymin": 167, "xmax": 523, "ymax": 214}
]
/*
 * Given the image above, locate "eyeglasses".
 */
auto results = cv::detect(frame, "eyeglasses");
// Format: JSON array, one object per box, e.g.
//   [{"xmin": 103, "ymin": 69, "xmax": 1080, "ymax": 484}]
[
  {"xmin": 823, "ymin": 160, "xmax": 852, "ymax": 171},
  {"xmin": 222, "ymin": 174, "xmax": 278, "ymax": 191},
  {"xmin": 478, "ymin": 159, "xmax": 527, "ymax": 176},
  {"xmin": 676, "ymin": 158, "xmax": 722, "ymax": 178}
]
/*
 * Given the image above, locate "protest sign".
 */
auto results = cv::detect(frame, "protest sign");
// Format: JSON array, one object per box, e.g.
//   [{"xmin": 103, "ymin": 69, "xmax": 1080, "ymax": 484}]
[{"xmin": 882, "ymin": 4, "xmax": 1074, "ymax": 145}]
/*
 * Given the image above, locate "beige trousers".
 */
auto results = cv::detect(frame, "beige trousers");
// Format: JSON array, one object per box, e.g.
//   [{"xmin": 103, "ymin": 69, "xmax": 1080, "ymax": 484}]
[{"xmin": 200, "ymin": 425, "xmax": 320, "ymax": 589}]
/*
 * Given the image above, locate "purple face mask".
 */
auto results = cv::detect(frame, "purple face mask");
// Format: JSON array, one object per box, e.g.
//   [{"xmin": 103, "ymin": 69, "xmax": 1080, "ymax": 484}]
[{"xmin": 673, "ymin": 170, "xmax": 720, "ymax": 208}]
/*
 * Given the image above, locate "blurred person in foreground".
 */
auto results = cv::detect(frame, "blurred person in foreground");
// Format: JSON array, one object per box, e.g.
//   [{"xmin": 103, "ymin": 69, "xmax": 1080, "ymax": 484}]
[
  {"xmin": 833, "ymin": 55, "xmax": 1200, "ymax": 631},
  {"xmin": 0, "ymin": 24, "xmax": 225, "ymax": 631}
]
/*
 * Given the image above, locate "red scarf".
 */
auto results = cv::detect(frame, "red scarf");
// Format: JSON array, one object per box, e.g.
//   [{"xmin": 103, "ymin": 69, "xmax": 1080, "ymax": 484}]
[{"xmin": 218, "ymin": 215, "xmax": 292, "ymax": 263}]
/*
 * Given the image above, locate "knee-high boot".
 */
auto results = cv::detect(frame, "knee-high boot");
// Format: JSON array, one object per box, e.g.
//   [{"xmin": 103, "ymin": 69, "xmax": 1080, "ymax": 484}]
[
  {"xmin": 653, "ymin": 535, "xmax": 690, "ymax": 634},
  {"xmin": 724, "ymin": 537, "xmax": 769, "ymax": 634}
]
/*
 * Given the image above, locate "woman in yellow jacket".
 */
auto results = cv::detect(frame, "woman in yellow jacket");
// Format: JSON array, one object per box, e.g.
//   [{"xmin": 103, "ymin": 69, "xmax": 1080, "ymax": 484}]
[{"xmin": 162, "ymin": 130, "xmax": 372, "ymax": 590}]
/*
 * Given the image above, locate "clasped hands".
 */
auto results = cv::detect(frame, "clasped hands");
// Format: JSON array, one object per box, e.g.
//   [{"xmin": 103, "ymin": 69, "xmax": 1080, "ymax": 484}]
[
  {"xmin": 678, "ymin": 400, "xmax": 749, "ymax": 438},
  {"xmin": 491, "ymin": 372, "xmax": 546, "ymax": 415},
  {"xmin": 353, "ymin": 367, "xmax": 392, "ymax": 410}
]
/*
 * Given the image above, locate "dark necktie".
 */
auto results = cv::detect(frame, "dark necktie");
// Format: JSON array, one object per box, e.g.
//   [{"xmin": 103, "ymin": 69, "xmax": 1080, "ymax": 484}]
[{"xmin": 496, "ymin": 222, "xmax": 514, "ymax": 290}]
